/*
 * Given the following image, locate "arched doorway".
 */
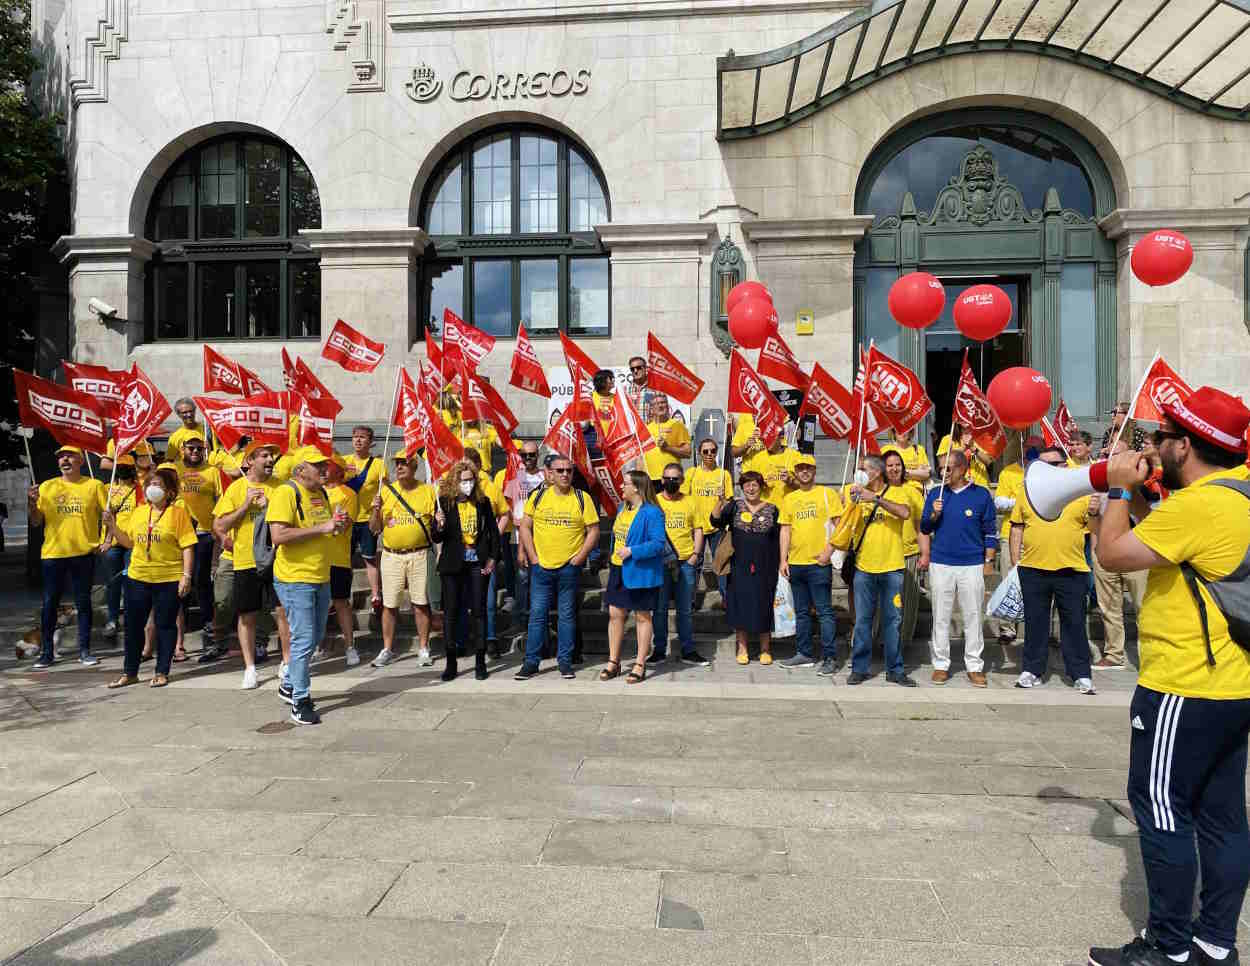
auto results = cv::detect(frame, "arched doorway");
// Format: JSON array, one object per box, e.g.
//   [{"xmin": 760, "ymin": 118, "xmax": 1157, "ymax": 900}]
[{"xmin": 854, "ymin": 108, "xmax": 1118, "ymax": 449}]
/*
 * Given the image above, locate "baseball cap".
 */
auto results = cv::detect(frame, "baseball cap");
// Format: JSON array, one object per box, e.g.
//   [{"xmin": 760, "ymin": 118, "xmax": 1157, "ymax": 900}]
[
  {"xmin": 55, "ymin": 445, "xmax": 84, "ymax": 457},
  {"xmin": 243, "ymin": 439, "xmax": 282, "ymax": 460},
  {"xmin": 1161, "ymin": 386, "xmax": 1250, "ymax": 453},
  {"xmin": 179, "ymin": 433, "xmax": 206, "ymax": 446},
  {"xmin": 392, "ymin": 448, "xmax": 410, "ymax": 461},
  {"xmin": 794, "ymin": 453, "xmax": 817, "ymax": 467},
  {"xmin": 291, "ymin": 445, "xmax": 331, "ymax": 465},
  {"xmin": 106, "ymin": 439, "xmax": 155, "ymax": 458}
]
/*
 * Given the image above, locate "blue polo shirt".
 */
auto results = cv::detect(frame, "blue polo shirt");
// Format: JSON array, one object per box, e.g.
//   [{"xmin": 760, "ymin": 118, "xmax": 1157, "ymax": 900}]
[{"xmin": 919, "ymin": 482, "xmax": 999, "ymax": 567}]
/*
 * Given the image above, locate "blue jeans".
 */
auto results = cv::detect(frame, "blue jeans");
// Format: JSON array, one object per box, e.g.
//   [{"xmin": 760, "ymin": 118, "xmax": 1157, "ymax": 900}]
[
  {"xmin": 104, "ymin": 546, "xmax": 128, "ymax": 622},
  {"xmin": 1019, "ymin": 566, "xmax": 1090, "ymax": 680},
  {"xmin": 274, "ymin": 580, "xmax": 332, "ymax": 703},
  {"xmin": 851, "ymin": 569, "xmax": 904, "ymax": 675},
  {"xmin": 790, "ymin": 563, "xmax": 836, "ymax": 659},
  {"xmin": 653, "ymin": 562, "xmax": 696, "ymax": 658},
  {"xmin": 180, "ymin": 533, "xmax": 214, "ymax": 633},
  {"xmin": 41, "ymin": 554, "xmax": 95, "ymax": 662},
  {"xmin": 124, "ymin": 579, "xmax": 180, "ymax": 676},
  {"xmin": 700, "ymin": 531, "xmax": 728, "ymax": 602},
  {"xmin": 515, "ymin": 554, "xmax": 530, "ymax": 616},
  {"xmin": 524, "ymin": 563, "xmax": 579, "ymax": 668}
]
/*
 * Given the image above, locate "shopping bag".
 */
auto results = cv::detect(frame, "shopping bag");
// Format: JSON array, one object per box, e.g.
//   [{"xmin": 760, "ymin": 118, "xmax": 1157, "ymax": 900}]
[
  {"xmin": 773, "ymin": 575, "xmax": 797, "ymax": 638},
  {"xmin": 986, "ymin": 564, "xmax": 1024, "ymax": 621}
]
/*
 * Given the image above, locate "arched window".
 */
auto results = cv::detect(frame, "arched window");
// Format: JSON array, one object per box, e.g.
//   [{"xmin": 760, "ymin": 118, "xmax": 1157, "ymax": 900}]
[
  {"xmin": 145, "ymin": 135, "xmax": 322, "ymax": 341},
  {"xmin": 419, "ymin": 126, "xmax": 611, "ymax": 339}
]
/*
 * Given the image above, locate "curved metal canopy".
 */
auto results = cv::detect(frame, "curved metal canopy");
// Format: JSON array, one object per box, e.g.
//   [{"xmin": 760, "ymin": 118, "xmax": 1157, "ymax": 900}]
[{"xmin": 717, "ymin": 0, "xmax": 1250, "ymax": 140}]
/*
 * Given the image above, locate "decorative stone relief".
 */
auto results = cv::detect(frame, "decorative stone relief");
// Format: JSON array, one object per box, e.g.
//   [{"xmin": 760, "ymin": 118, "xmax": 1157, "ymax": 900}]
[
  {"xmin": 327, "ymin": 0, "xmax": 385, "ymax": 93},
  {"xmin": 710, "ymin": 236, "xmax": 744, "ymax": 360},
  {"xmin": 920, "ymin": 146, "xmax": 1041, "ymax": 227},
  {"xmin": 68, "ymin": 0, "xmax": 128, "ymax": 107}
]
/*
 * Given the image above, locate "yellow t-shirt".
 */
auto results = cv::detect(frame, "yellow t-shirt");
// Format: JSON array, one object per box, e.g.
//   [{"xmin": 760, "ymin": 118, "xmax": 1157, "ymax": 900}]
[
  {"xmin": 327, "ymin": 483, "xmax": 358, "ymax": 568},
  {"xmin": 462, "ymin": 424, "xmax": 499, "ymax": 471},
  {"xmin": 287, "ymin": 414, "xmax": 301, "ymax": 451},
  {"xmin": 780, "ymin": 486, "xmax": 844, "ymax": 565},
  {"xmin": 1010, "ymin": 494, "xmax": 1089, "ymax": 572},
  {"xmin": 174, "ymin": 460, "xmax": 221, "ymax": 533},
  {"xmin": 742, "ymin": 448, "xmax": 800, "ymax": 507},
  {"xmin": 124, "ymin": 503, "xmax": 197, "ymax": 584},
  {"xmin": 525, "ymin": 487, "xmax": 599, "ymax": 570},
  {"xmin": 492, "ymin": 468, "xmax": 512, "ymax": 534},
  {"xmin": 343, "ymin": 453, "xmax": 386, "ymax": 523},
  {"xmin": 644, "ymin": 418, "xmax": 691, "ymax": 480},
  {"xmin": 658, "ymin": 493, "xmax": 700, "ymax": 559},
  {"xmin": 456, "ymin": 500, "xmax": 479, "ymax": 546},
  {"xmin": 37, "ymin": 477, "xmax": 108, "ymax": 559},
  {"xmin": 209, "ymin": 447, "xmax": 245, "ymax": 478},
  {"xmin": 1132, "ymin": 470, "xmax": 1250, "ymax": 699},
  {"xmin": 886, "ymin": 441, "xmax": 930, "ymax": 493},
  {"xmin": 611, "ymin": 505, "xmax": 639, "ymax": 566},
  {"xmin": 379, "ymin": 482, "xmax": 436, "ymax": 551},
  {"xmin": 831, "ymin": 485, "xmax": 909, "ymax": 574},
  {"xmin": 681, "ymin": 466, "xmax": 733, "ymax": 530},
  {"xmin": 441, "ymin": 408, "xmax": 462, "ymax": 438},
  {"xmin": 167, "ymin": 424, "xmax": 207, "ymax": 456},
  {"xmin": 899, "ymin": 484, "xmax": 926, "ymax": 557},
  {"xmin": 266, "ymin": 480, "xmax": 334, "ymax": 584},
  {"xmin": 212, "ymin": 476, "xmax": 280, "ymax": 571},
  {"xmin": 270, "ymin": 452, "xmax": 296, "ymax": 483},
  {"xmin": 731, "ymin": 412, "xmax": 763, "ymax": 458},
  {"xmin": 106, "ymin": 482, "xmax": 140, "ymax": 518},
  {"xmin": 480, "ymin": 471, "xmax": 509, "ymax": 519},
  {"xmin": 995, "ymin": 462, "xmax": 1025, "ymax": 541},
  {"xmin": 938, "ymin": 435, "xmax": 989, "ymax": 487}
]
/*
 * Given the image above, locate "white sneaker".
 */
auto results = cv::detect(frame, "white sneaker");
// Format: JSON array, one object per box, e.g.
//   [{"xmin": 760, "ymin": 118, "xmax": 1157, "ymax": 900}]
[
  {"xmin": 1014, "ymin": 671, "xmax": 1045, "ymax": 689},
  {"xmin": 372, "ymin": 649, "xmax": 394, "ymax": 668},
  {"xmin": 345, "ymin": 646, "xmax": 361, "ymax": 667},
  {"xmin": 102, "ymin": 621, "xmax": 118, "ymax": 639},
  {"xmin": 1074, "ymin": 677, "xmax": 1097, "ymax": 695},
  {"xmin": 279, "ymin": 661, "xmax": 288, "ymax": 681},
  {"xmin": 240, "ymin": 667, "xmax": 258, "ymax": 690},
  {"xmin": 417, "ymin": 648, "xmax": 433, "ymax": 667},
  {"xmin": 79, "ymin": 654, "xmax": 99, "ymax": 667}
]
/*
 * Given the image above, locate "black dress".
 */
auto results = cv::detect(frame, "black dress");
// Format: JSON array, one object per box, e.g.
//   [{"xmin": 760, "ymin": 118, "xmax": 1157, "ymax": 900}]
[{"xmin": 710, "ymin": 499, "xmax": 780, "ymax": 634}]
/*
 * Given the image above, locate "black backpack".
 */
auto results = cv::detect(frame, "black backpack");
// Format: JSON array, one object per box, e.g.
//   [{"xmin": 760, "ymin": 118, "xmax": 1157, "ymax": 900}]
[{"xmin": 1178, "ymin": 478, "xmax": 1250, "ymax": 665}]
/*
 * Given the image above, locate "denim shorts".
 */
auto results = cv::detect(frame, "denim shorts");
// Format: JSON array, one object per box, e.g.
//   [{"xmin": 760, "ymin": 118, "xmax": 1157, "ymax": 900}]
[{"xmin": 351, "ymin": 522, "xmax": 378, "ymax": 560}]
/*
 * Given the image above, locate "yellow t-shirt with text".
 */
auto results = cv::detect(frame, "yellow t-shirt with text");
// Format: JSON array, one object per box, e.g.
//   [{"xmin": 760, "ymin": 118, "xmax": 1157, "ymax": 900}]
[
  {"xmin": 611, "ymin": 505, "xmax": 639, "ymax": 566},
  {"xmin": 212, "ymin": 476, "xmax": 280, "ymax": 571},
  {"xmin": 886, "ymin": 441, "xmax": 930, "ymax": 494},
  {"xmin": 266, "ymin": 480, "xmax": 334, "ymax": 584},
  {"xmin": 1133, "ymin": 470, "xmax": 1250, "ymax": 699},
  {"xmin": 780, "ymin": 486, "xmax": 843, "ymax": 565},
  {"xmin": 327, "ymin": 483, "xmax": 358, "ymax": 568},
  {"xmin": 995, "ymin": 462, "xmax": 1025, "ymax": 541},
  {"xmin": 38, "ymin": 477, "xmax": 108, "ymax": 559},
  {"xmin": 644, "ymin": 418, "xmax": 691, "ymax": 480},
  {"xmin": 938, "ymin": 435, "xmax": 989, "ymax": 487},
  {"xmin": 379, "ymin": 482, "xmax": 436, "ymax": 551},
  {"xmin": 658, "ymin": 493, "xmax": 699, "ymax": 559},
  {"xmin": 1010, "ymin": 494, "xmax": 1089, "ymax": 572},
  {"xmin": 899, "ymin": 484, "xmax": 925, "ymax": 558},
  {"xmin": 462, "ymin": 424, "xmax": 499, "ymax": 471},
  {"xmin": 831, "ymin": 485, "xmax": 909, "ymax": 574},
  {"xmin": 124, "ymin": 503, "xmax": 197, "ymax": 584},
  {"xmin": 174, "ymin": 460, "xmax": 221, "ymax": 532},
  {"xmin": 456, "ymin": 500, "xmax": 479, "ymax": 547},
  {"xmin": 526, "ymin": 487, "xmax": 599, "ymax": 570},
  {"xmin": 343, "ymin": 453, "xmax": 386, "ymax": 523},
  {"xmin": 742, "ymin": 448, "xmax": 800, "ymax": 507},
  {"xmin": 682, "ymin": 466, "xmax": 733, "ymax": 530}
]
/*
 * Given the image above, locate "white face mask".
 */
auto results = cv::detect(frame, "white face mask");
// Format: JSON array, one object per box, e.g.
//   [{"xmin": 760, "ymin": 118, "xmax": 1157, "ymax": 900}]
[
  {"xmin": 145, "ymin": 484, "xmax": 165, "ymax": 504},
  {"xmin": 853, "ymin": 470, "xmax": 870, "ymax": 487},
  {"xmin": 459, "ymin": 481, "xmax": 474, "ymax": 496}
]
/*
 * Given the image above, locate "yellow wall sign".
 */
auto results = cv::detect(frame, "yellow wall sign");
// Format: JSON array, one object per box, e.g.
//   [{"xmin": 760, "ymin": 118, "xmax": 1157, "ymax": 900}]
[{"xmin": 795, "ymin": 309, "xmax": 814, "ymax": 335}]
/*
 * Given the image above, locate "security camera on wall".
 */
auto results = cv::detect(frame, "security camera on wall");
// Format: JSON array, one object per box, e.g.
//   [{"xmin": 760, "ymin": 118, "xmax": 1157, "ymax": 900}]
[{"xmin": 88, "ymin": 297, "xmax": 119, "ymax": 319}]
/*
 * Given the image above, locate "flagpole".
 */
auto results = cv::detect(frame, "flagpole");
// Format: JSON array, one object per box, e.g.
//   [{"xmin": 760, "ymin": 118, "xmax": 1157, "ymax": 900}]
[
  {"xmin": 380, "ymin": 366, "xmax": 401, "ymax": 466},
  {"xmin": 939, "ymin": 348, "xmax": 971, "ymax": 502},
  {"xmin": 1109, "ymin": 348, "xmax": 1159, "ymax": 454},
  {"xmin": 841, "ymin": 344, "xmax": 866, "ymax": 491},
  {"xmin": 21, "ymin": 428, "xmax": 36, "ymax": 486},
  {"xmin": 85, "ymin": 454, "xmax": 95, "ymax": 479}
]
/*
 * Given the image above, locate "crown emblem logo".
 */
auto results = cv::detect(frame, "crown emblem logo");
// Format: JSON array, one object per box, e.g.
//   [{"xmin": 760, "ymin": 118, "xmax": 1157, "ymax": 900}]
[{"xmin": 406, "ymin": 63, "xmax": 442, "ymax": 103}]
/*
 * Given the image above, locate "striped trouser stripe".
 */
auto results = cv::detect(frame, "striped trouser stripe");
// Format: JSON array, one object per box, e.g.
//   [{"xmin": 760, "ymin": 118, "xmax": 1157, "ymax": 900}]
[{"xmin": 1149, "ymin": 693, "xmax": 1184, "ymax": 832}]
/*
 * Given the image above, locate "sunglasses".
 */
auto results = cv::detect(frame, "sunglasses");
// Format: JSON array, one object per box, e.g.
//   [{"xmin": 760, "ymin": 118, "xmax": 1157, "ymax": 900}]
[
  {"xmin": 1152, "ymin": 430, "xmax": 1185, "ymax": 446},
  {"xmin": 522, "ymin": 452, "xmax": 539, "ymax": 459},
  {"xmin": 629, "ymin": 365, "xmax": 646, "ymax": 371},
  {"xmin": 176, "ymin": 411, "xmax": 195, "ymax": 418},
  {"xmin": 553, "ymin": 467, "xmax": 573, "ymax": 475},
  {"xmin": 662, "ymin": 476, "xmax": 681, "ymax": 483},
  {"xmin": 700, "ymin": 448, "xmax": 717, "ymax": 454}
]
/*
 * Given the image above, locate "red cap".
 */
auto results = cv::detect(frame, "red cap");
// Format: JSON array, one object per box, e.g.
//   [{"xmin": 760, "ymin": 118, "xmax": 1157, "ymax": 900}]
[{"xmin": 1162, "ymin": 386, "xmax": 1250, "ymax": 453}]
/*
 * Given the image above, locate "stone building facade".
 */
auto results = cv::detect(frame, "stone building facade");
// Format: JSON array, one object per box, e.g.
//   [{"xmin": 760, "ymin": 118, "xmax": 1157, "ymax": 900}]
[{"xmin": 30, "ymin": 0, "xmax": 1250, "ymax": 442}]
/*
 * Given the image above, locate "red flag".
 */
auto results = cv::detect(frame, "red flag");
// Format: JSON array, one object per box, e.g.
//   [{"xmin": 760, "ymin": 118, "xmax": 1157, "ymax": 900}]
[
  {"xmin": 321, "ymin": 319, "xmax": 386, "ymax": 373},
  {"xmin": 587, "ymin": 454, "xmax": 621, "ymax": 518},
  {"xmin": 559, "ymin": 332, "xmax": 600, "ymax": 422},
  {"xmin": 61, "ymin": 361, "xmax": 127, "ymax": 420},
  {"xmin": 798, "ymin": 364, "xmax": 855, "ymax": 439},
  {"xmin": 850, "ymin": 348, "xmax": 883, "ymax": 455},
  {"xmin": 1131, "ymin": 355, "xmax": 1193, "ymax": 424},
  {"xmin": 542, "ymin": 405, "xmax": 587, "ymax": 465},
  {"xmin": 727, "ymin": 350, "xmax": 788, "ymax": 449},
  {"xmin": 391, "ymin": 368, "xmax": 416, "ymax": 427},
  {"xmin": 202, "ymin": 346, "xmax": 269, "ymax": 396},
  {"xmin": 1040, "ymin": 416, "xmax": 1066, "ymax": 454},
  {"xmin": 756, "ymin": 332, "xmax": 810, "ymax": 390},
  {"xmin": 195, "ymin": 392, "xmax": 290, "ymax": 452},
  {"xmin": 442, "ymin": 308, "xmax": 496, "ymax": 374},
  {"xmin": 468, "ymin": 371, "xmax": 519, "ymax": 435},
  {"xmin": 596, "ymin": 390, "xmax": 657, "ymax": 478},
  {"xmin": 413, "ymin": 386, "xmax": 464, "ymax": 480},
  {"xmin": 114, "ymin": 365, "xmax": 173, "ymax": 459},
  {"xmin": 397, "ymin": 380, "xmax": 426, "ymax": 458},
  {"xmin": 425, "ymin": 330, "xmax": 444, "ymax": 373},
  {"xmin": 418, "ymin": 358, "xmax": 444, "ymax": 404},
  {"xmin": 866, "ymin": 345, "xmax": 932, "ymax": 435},
  {"xmin": 646, "ymin": 332, "xmax": 704, "ymax": 404},
  {"xmin": 15, "ymin": 370, "xmax": 109, "ymax": 453},
  {"xmin": 510, "ymin": 325, "xmax": 551, "ymax": 398},
  {"xmin": 953, "ymin": 351, "xmax": 1007, "ymax": 459},
  {"xmin": 1052, "ymin": 399, "xmax": 1081, "ymax": 451},
  {"xmin": 281, "ymin": 348, "xmax": 298, "ymax": 391},
  {"xmin": 288, "ymin": 392, "xmax": 337, "ymax": 456},
  {"xmin": 288, "ymin": 356, "xmax": 342, "ymax": 418}
]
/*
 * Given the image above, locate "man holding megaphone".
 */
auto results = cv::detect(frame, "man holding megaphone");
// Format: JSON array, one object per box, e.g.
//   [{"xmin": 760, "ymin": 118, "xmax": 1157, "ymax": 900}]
[{"xmin": 1087, "ymin": 387, "xmax": 1250, "ymax": 966}]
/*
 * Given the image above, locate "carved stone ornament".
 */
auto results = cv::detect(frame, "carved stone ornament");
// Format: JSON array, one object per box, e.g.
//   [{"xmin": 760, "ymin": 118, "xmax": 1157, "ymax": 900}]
[
  {"xmin": 406, "ymin": 63, "xmax": 442, "ymax": 102},
  {"xmin": 919, "ymin": 145, "xmax": 1041, "ymax": 227},
  {"xmin": 710, "ymin": 236, "xmax": 745, "ymax": 360}
]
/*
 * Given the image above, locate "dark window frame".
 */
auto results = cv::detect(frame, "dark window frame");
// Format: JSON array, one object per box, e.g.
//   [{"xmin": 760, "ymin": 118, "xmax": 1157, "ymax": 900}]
[
  {"xmin": 144, "ymin": 134, "xmax": 322, "ymax": 342},
  {"xmin": 417, "ymin": 125, "xmax": 612, "ymax": 340}
]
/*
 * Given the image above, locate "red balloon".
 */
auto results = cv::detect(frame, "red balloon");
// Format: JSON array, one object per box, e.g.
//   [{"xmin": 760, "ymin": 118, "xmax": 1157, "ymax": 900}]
[
  {"xmin": 888, "ymin": 272, "xmax": 945, "ymax": 329},
  {"xmin": 728, "ymin": 296, "xmax": 778, "ymax": 350},
  {"xmin": 953, "ymin": 284, "xmax": 1012, "ymax": 341},
  {"xmin": 987, "ymin": 367, "xmax": 1052, "ymax": 430},
  {"xmin": 726, "ymin": 281, "xmax": 772, "ymax": 316},
  {"xmin": 1131, "ymin": 229, "xmax": 1193, "ymax": 287}
]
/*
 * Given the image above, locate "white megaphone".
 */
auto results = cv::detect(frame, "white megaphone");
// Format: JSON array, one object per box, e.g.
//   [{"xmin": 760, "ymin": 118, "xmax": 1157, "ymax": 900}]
[{"xmin": 1023, "ymin": 460, "xmax": 1111, "ymax": 521}]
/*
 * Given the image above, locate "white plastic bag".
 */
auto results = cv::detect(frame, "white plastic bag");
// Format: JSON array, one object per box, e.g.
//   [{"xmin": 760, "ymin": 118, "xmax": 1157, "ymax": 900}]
[
  {"xmin": 986, "ymin": 564, "xmax": 1024, "ymax": 621},
  {"xmin": 773, "ymin": 575, "xmax": 797, "ymax": 638}
]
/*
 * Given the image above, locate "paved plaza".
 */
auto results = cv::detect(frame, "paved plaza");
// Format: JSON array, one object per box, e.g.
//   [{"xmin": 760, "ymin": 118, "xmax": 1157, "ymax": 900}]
[{"xmin": 2, "ymin": 646, "xmax": 1243, "ymax": 966}]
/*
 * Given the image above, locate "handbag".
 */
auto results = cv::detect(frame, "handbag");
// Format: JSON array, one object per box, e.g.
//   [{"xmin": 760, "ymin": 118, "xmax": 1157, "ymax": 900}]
[
  {"xmin": 839, "ymin": 502, "xmax": 880, "ymax": 586},
  {"xmin": 711, "ymin": 528, "xmax": 734, "ymax": 577}
]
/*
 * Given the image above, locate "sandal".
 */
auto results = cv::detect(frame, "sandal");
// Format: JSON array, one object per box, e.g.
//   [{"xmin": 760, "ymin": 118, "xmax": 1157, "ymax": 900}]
[
  {"xmin": 759, "ymin": 653, "xmax": 773, "ymax": 666},
  {"xmin": 107, "ymin": 674, "xmax": 139, "ymax": 689},
  {"xmin": 625, "ymin": 663, "xmax": 646, "ymax": 685},
  {"xmin": 736, "ymin": 650, "xmax": 750, "ymax": 665},
  {"xmin": 599, "ymin": 660, "xmax": 621, "ymax": 681},
  {"xmin": 172, "ymin": 648, "xmax": 188, "ymax": 663},
  {"xmin": 150, "ymin": 674, "xmax": 169, "ymax": 688}
]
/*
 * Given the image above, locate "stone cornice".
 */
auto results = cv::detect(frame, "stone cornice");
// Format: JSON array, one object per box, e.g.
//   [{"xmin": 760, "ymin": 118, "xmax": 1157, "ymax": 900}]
[
  {"xmin": 299, "ymin": 227, "xmax": 429, "ymax": 260},
  {"xmin": 741, "ymin": 216, "xmax": 875, "ymax": 244},
  {"xmin": 389, "ymin": 0, "xmax": 855, "ymax": 30},
  {"xmin": 1099, "ymin": 208, "xmax": 1250, "ymax": 240},
  {"xmin": 53, "ymin": 234, "xmax": 156, "ymax": 267},
  {"xmin": 595, "ymin": 222, "xmax": 716, "ymax": 250}
]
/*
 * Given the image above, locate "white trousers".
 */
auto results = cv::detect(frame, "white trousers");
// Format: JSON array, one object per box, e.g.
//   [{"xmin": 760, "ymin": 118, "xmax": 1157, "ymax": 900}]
[{"xmin": 930, "ymin": 562, "xmax": 986, "ymax": 672}]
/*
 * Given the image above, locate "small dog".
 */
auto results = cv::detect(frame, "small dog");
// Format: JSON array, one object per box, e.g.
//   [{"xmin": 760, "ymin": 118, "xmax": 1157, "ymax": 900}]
[{"xmin": 16, "ymin": 606, "xmax": 76, "ymax": 660}]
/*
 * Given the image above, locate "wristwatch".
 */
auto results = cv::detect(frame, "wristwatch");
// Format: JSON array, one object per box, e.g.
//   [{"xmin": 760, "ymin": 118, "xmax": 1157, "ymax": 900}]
[{"xmin": 1106, "ymin": 488, "xmax": 1127, "ymax": 500}]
